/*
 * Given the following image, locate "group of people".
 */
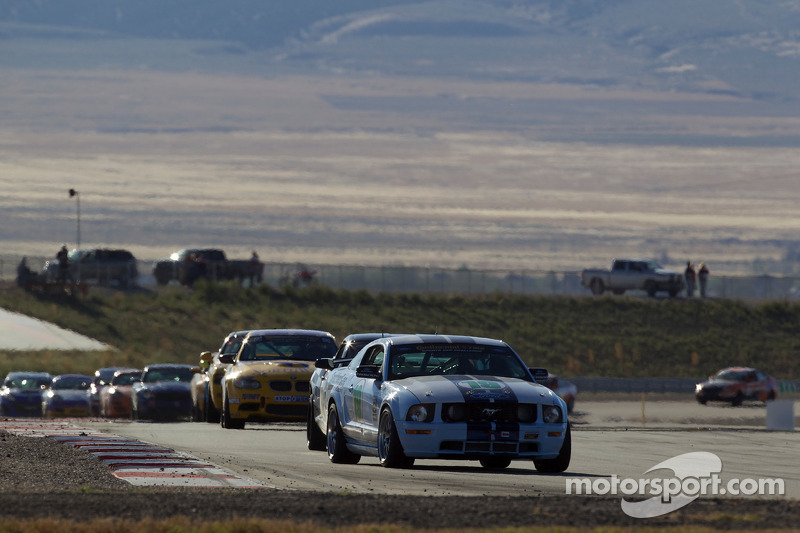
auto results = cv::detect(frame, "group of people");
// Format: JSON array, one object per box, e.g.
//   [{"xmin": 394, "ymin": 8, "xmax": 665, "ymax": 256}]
[{"xmin": 684, "ymin": 261, "xmax": 710, "ymax": 298}]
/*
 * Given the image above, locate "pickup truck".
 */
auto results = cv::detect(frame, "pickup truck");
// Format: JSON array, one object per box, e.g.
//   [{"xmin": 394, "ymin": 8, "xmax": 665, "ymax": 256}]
[
  {"xmin": 581, "ymin": 259, "xmax": 684, "ymax": 297},
  {"xmin": 152, "ymin": 248, "xmax": 263, "ymax": 286}
]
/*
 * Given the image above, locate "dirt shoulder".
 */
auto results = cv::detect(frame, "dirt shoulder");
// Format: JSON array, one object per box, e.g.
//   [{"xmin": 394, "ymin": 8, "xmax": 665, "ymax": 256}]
[{"xmin": 1, "ymin": 431, "xmax": 797, "ymax": 529}]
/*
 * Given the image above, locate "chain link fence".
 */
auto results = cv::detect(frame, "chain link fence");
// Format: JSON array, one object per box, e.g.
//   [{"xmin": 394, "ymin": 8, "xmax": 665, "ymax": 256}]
[{"xmin": 3, "ymin": 254, "xmax": 800, "ymax": 300}]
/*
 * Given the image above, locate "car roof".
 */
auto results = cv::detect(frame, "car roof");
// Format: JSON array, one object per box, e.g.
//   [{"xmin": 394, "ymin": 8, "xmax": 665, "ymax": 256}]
[
  {"xmin": 720, "ymin": 366, "xmax": 758, "ymax": 373},
  {"xmin": 143, "ymin": 363, "xmax": 197, "ymax": 370},
  {"xmin": 5, "ymin": 371, "xmax": 52, "ymax": 379},
  {"xmin": 244, "ymin": 329, "xmax": 335, "ymax": 339},
  {"xmin": 384, "ymin": 334, "xmax": 508, "ymax": 347},
  {"xmin": 341, "ymin": 333, "xmax": 401, "ymax": 342},
  {"xmin": 52, "ymin": 374, "xmax": 93, "ymax": 381}
]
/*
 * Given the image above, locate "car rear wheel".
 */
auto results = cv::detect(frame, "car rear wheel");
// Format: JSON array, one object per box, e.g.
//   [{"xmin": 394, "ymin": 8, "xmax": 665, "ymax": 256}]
[
  {"xmin": 306, "ymin": 399, "xmax": 327, "ymax": 451},
  {"xmin": 533, "ymin": 424, "xmax": 571, "ymax": 473},
  {"xmin": 378, "ymin": 408, "xmax": 414, "ymax": 468},
  {"xmin": 731, "ymin": 392, "xmax": 744, "ymax": 407},
  {"xmin": 479, "ymin": 457, "xmax": 512, "ymax": 470},
  {"xmin": 221, "ymin": 391, "xmax": 245, "ymax": 429},
  {"xmin": 326, "ymin": 403, "xmax": 360, "ymax": 464},
  {"xmin": 590, "ymin": 279, "xmax": 604, "ymax": 295},
  {"xmin": 645, "ymin": 281, "xmax": 657, "ymax": 297}
]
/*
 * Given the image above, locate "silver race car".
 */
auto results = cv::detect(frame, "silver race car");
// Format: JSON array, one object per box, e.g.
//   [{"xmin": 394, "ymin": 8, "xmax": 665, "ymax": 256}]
[{"xmin": 309, "ymin": 334, "xmax": 570, "ymax": 472}]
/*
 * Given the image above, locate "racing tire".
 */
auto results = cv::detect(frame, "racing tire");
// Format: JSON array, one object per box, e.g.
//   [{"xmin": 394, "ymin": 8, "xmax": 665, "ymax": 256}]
[
  {"xmin": 533, "ymin": 423, "xmax": 571, "ymax": 474},
  {"xmin": 645, "ymin": 281, "xmax": 657, "ymax": 297},
  {"xmin": 326, "ymin": 403, "xmax": 360, "ymax": 464},
  {"xmin": 378, "ymin": 408, "xmax": 415, "ymax": 468},
  {"xmin": 731, "ymin": 392, "xmax": 744, "ymax": 407},
  {"xmin": 307, "ymin": 400, "xmax": 327, "ymax": 451},
  {"xmin": 479, "ymin": 457, "xmax": 512, "ymax": 470},
  {"xmin": 590, "ymin": 279, "xmax": 604, "ymax": 295},
  {"xmin": 221, "ymin": 391, "xmax": 245, "ymax": 429},
  {"xmin": 204, "ymin": 385, "xmax": 220, "ymax": 423}
]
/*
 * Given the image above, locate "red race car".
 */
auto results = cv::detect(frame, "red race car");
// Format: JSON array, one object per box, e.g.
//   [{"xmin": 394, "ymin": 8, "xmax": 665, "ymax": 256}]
[{"xmin": 695, "ymin": 367, "xmax": 778, "ymax": 406}]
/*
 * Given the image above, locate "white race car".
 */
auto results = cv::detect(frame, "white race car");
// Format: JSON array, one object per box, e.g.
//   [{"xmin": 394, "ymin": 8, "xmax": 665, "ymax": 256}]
[{"xmin": 308, "ymin": 334, "xmax": 571, "ymax": 471}]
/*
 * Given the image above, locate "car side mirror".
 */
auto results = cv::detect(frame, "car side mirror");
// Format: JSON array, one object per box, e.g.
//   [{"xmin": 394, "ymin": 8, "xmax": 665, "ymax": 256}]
[
  {"xmin": 356, "ymin": 365, "xmax": 382, "ymax": 380},
  {"xmin": 199, "ymin": 351, "xmax": 213, "ymax": 369},
  {"xmin": 315, "ymin": 358, "xmax": 333, "ymax": 370},
  {"xmin": 529, "ymin": 367, "xmax": 549, "ymax": 384}
]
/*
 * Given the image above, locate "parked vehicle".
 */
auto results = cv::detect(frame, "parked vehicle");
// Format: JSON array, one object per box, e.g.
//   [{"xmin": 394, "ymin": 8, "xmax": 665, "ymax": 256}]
[
  {"xmin": 220, "ymin": 329, "xmax": 338, "ymax": 429},
  {"xmin": 43, "ymin": 248, "xmax": 138, "ymax": 287},
  {"xmin": 42, "ymin": 374, "xmax": 92, "ymax": 418},
  {"xmin": 695, "ymin": 367, "xmax": 778, "ymax": 406},
  {"xmin": 99, "ymin": 369, "xmax": 142, "ymax": 418},
  {"xmin": 581, "ymin": 258, "xmax": 684, "ymax": 297},
  {"xmin": 0, "ymin": 371, "xmax": 52, "ymax": 417},
  {"xmin": 131, "ymin": 364, "xmax": 200, "ymax": 421},
  {"xmin": 309, "ymin": 334, "xmax": 571, "ymax": 472},
  {"xmin": 152, "ymin": 248, "xmax": 262, "ymax": 286},
  {"xmin": 191, "ymin": 330, "xmax": 251, "ymax": 423}
]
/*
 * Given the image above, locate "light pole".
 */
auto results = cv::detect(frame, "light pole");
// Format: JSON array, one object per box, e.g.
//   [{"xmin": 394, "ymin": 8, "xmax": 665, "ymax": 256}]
[{"xmin": 69, "ymin": 188, "xmax": 80, "ymax": 248}]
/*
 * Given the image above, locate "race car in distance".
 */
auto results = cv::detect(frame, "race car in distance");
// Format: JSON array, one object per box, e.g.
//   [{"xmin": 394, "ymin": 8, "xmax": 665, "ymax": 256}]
[
  {"xmin": 99, "ymin": 369, "xmax": 142, "ymax": 418},
  {"xmin": 545, "ymin": 374, "xmax": 577, "ymax": 413},
  {"xmin": 0, "ymin": 371, "xmax": 52, "ymax": 417},
  {"xmin": 88, "ymin": 367, "xmax": 131, "ymax": 417},
  {"xmin": 308, "ymin": 332, "xmax": 402, "ymax": 450},
  {"xmin": 191, "ymin": 330, "xmax": 251, "ymax": 423},
  {"xmin": 42, "ymin": 374, "xmax": 93, "ymax": 418},
  {"xmin": 695, "ymin": 367, "xmax": 778, "ymax": 406},
  {"xmin": 309, "ymin": 334, "xmax": 571, "ymax": 472},
  {"xmin": 131, "ymin": 364, "xmax": 200, "ymax": 421},
  {"xmin": 220, "ymin": 329, "xmax": 338, "ymax": 429}
]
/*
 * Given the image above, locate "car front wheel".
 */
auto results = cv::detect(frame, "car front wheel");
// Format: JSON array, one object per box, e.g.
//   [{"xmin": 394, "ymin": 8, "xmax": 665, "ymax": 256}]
[
  {"xmin": 220, "ymin": 391, "xmax": 245, "ymax": 429},
  {"xmin": 378, "ymin": 408, "xmax": 414, "ymax": 468},
  {"xmin": 533, "ymin": 424, "xmax": 571, "ymax": 473}
]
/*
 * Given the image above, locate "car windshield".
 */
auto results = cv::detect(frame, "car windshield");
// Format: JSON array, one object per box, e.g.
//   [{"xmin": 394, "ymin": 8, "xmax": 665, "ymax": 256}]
[
  {"xmin": 5, "ymin": 376, "xmax": 50, "ymax": 389},
  {"xmin": 142, "ymin": 367, "xmax": 194, "ymax": 383},
  {"xmin": 387, "ymin": 343, "xmax": 530, "ymax": 381},
  {"xmin": 239, "ymin": 335, "xmax": 337, "ymax": 362},
  {"xmin": 715, "ymin": 370, "xmax": 744, "ymax": 382},
  {"xmin": 52, "ymin": 377, "xmax": 91, "ymax": 391},
  {"xmin": 221, "ymin": 339, "xmax": 244, "ymax": 356},
  {"xmin": 111, "ymin": 373, "xmax": 140, "ymax": 386}
]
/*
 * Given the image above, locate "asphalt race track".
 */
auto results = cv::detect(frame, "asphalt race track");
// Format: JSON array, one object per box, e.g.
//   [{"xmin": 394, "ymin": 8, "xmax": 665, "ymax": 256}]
[{"xmin": 79, "ymin": 397, "xmax": 799, "ymax": 500}]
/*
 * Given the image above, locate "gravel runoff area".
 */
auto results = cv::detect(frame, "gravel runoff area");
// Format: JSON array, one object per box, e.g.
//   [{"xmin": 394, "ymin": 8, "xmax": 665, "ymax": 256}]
[{"xmin": 1, "ymin": 430, "xmax": 798, "ymax": 530}]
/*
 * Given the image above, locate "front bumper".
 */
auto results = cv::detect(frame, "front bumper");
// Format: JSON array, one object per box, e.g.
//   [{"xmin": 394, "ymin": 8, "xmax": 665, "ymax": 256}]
[
  {"xmin": 397, "ymin": 421, "xmax": 567, "ymax": 460},
  {"xmin": 228, "ymin": 393, "xmax": 310, "ymax": 421}
]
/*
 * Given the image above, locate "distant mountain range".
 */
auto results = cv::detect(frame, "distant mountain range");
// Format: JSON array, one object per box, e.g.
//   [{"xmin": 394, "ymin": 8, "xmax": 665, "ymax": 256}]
[{"xmin": 2, "ymin": 0, "xmax": 799, "ymax": 104}]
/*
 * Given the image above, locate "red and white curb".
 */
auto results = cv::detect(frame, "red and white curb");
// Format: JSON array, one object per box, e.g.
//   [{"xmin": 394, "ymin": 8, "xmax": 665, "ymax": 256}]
[{"xmin": 0, "ymin": 419, "xmax": 273, "ymax": 488}]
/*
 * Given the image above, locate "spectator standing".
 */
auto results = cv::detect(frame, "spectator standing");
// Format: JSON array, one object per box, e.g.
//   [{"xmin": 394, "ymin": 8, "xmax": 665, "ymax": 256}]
[
  {"xmin": 248, "ymin": 251, "xmax": 262, "ymax": 286},
  {"xmin": 698, "ymin": 263, "xmax": 710, "ymax": 298},
  {"xmin": 684, "ymin": 261, "xmax": 696, "ymax": 298},
  {"xmin": 56, "ymin": 245, "xmax": 73, "ymax": 285}
]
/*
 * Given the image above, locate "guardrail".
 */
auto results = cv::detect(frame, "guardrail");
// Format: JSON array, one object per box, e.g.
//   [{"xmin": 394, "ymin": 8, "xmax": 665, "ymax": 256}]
[{"xmin": 4, "ymin": 255, "xmax": 800, "ymax": 299}]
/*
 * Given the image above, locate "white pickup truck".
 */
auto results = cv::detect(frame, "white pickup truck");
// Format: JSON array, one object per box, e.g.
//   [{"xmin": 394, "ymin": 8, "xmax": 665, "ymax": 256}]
[{"xmin": 581, "ymin": 259, "xmax": 685, "ymax": 297}]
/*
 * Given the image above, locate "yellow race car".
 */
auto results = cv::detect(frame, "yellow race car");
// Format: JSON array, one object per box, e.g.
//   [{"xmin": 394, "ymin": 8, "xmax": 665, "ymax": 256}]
[{"xmin": 220, "ymin": 329, "xmax": 337, "ymax": 429}]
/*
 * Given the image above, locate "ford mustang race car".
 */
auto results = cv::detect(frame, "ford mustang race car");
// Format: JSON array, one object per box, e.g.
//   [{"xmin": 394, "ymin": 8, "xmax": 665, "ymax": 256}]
[
  {"xmin": 309, "ymin": 334, "xmax": 571, "ymax": 471},
  {"xmin": 220, "ymin": 329, "xmax": 338, "ymax": 429}
]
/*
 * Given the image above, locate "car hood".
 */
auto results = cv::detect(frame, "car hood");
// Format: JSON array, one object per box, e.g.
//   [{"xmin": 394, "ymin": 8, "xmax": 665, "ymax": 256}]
[
  {"xmin": 47, "ymin": 390, "xmax": 88, "ymax": 402},
  {"xmin": 140, "ymin": 381, "xmax": 192, "ymax": 394},
  {"xmin": 395, "ymin": 375, "xmax": 560, "ymax": 404},
  {"xmin": 3, "ymin": 389, "xmax": 46, "ymax": 399},
  {"xmin": 233, "ymin": 360, "xmax": 314, "ymax": 378}
]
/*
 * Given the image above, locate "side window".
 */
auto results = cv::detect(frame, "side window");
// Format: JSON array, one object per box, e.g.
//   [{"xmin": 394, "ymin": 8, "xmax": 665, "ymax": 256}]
[{"xmin": 362, "ymin": 346, "xmax": 385, "ymax": 367}]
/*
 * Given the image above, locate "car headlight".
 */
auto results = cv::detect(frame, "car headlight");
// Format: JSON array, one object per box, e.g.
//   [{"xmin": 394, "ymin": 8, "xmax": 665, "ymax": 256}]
[
  {"xmin": 542, "ymin": 405, "xmax": 563, "ymax": 424},
  {"xmin": 233, "ymin": 377, "xmax": 261, "ymax": 390},
  {"xmin": 516, "ymin": 404, "xmax": 536, "ymax": 423},
  {"xmin": 406, "ymin": 403, "xmax": 434, "ymax": 422},
  {"xmin": 695, "ymin": 384, "xmax": 703, "ymax": 392},
  {"xmin": 442, "ymin": 403, "xmax": 468, "ymax": 422}
]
